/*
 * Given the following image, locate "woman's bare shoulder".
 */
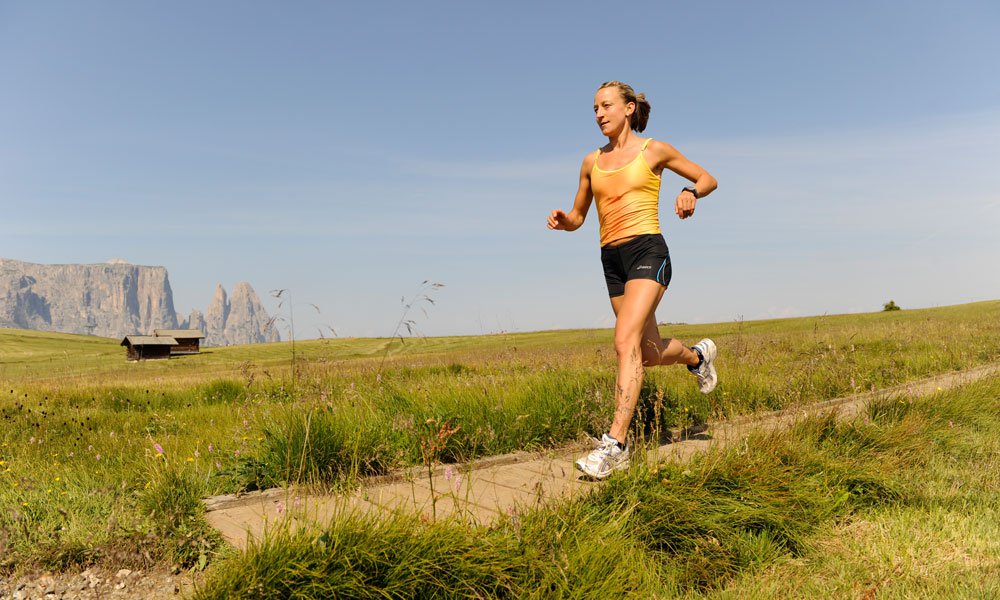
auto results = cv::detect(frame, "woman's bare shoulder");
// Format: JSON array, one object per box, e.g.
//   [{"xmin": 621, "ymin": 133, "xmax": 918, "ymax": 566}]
[{"xmin": 645, "ymin": 138, "xmax": 679, "ymax": 155}]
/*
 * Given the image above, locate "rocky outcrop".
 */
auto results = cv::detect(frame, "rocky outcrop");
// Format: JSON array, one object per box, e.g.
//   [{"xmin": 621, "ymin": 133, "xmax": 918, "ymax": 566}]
[
  {"xmin": 179, "ymin": 309, "xmax": 208, "ymax": 337},
  {"xmin": 224, "ymin": 282, "xmax": 280, "ymax": 345},
  {"xmin": 0, "ymin": 258, "xmax": 178, "ymax": 337},
  {"xmin": 0, "ymin": 258, "xmax": 279, "ymax": 346},
  {"xmin": 201, "ymin": 282, "xmax": 279, "ymax": 346},
  {"xmin": 204, "ymin": 285, "xmax": 230, "ymax": 346}
]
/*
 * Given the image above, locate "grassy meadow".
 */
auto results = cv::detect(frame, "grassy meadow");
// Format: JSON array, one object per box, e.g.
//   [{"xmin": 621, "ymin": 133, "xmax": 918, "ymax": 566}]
[
  {"xmin": 1, "ymin": 300, "xmax": 999, "ymax": 594},
  {"xmin": 195, "ymin": 374, "xmax": 1000, "ymax": 599}
]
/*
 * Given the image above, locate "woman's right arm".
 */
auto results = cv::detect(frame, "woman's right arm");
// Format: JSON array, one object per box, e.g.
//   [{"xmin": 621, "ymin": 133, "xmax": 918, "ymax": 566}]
[{"xmin": 547, "ymin": 153, "xmax": 596, "ymax": 231}]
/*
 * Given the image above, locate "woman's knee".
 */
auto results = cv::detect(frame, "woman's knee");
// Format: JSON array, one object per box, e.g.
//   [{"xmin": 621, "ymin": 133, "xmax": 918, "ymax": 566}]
[{"xmin": 613, "ymin": 333, "xmax": 642, "ymax": 359}]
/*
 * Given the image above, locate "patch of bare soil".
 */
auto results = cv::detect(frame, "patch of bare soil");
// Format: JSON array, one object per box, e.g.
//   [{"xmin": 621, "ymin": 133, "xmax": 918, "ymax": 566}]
[{"xmin": 0, "ymin": 568, "xmax": 201, "ymax": 600}]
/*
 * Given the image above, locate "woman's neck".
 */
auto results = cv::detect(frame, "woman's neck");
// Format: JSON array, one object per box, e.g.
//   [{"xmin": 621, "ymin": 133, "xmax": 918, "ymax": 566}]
[{"xmin": 606, "ymin": 129, "xmax": 635, "ymax": 151}]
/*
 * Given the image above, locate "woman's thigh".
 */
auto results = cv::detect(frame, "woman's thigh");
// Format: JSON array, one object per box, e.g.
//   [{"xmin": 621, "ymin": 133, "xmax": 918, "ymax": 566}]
[{"xmin": 613, "ymin": 279, "xmax": 665, "ymax": 343}]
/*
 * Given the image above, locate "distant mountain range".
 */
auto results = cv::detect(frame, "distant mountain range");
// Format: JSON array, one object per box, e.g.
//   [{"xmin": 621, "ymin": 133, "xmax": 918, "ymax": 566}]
[{"xmin": 0, "ymin": 258, "xmax": 279, "ymax": 346}]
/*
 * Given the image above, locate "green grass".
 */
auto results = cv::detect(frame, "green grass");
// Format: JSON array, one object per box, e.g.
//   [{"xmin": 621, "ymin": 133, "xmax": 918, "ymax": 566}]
[
  {"xmin": 696, "ymin": 384, "xmax": 1000, "ymax": 599},
  {"xmin": 192, "ymin": 372, "xmax": 1000, "ymax": 598},
  {"xmin": 1, "ymin": 300, "xmax": 999, "ymax": 577}
]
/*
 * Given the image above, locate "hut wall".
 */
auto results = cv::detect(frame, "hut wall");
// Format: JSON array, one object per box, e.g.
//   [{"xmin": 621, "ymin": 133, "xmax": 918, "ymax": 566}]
[
  {"xmin": 127, "ymin": 344, "xmax": 172, "ymax": 361},
  {"xmin": 171, "ymin": 339, "xmax": 201, "ymax": 355}
]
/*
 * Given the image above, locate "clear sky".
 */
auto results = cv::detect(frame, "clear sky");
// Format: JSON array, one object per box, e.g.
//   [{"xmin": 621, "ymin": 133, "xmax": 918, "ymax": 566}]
[{"xmin": 2, "ymin": 1, "xmax": 998, "ymax": 339}]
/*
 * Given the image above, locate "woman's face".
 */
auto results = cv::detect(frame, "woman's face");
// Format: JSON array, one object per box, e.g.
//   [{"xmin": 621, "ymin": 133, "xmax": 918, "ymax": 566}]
[{"xmin": 594, "ymin": 87, "xmax": 633, "ymax": 136}]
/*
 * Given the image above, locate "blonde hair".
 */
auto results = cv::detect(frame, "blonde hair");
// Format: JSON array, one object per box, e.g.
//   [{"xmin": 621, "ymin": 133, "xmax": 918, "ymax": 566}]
[{"xmin": 598, "ymin": 81, "xmax": 651, "ymax": 132}]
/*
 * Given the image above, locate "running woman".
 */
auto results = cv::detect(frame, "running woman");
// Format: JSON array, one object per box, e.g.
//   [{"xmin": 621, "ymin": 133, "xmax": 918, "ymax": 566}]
[{"xmin": 547, "ymin": 81, "xmax": 719, "ymax": 479}]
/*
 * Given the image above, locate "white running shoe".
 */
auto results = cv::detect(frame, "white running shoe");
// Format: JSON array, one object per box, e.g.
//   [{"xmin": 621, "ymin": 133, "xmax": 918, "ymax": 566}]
[
  {"xmin": 575, "ymin": 433, "xmax": 630, "ymax": 479},
  {"xmin": 690, "ymin": 339, "xmax": 718, "ymax": 394}
]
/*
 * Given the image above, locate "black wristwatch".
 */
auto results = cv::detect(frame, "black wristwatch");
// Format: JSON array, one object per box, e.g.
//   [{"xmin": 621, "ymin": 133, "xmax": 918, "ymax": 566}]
[{"xmin": 682, "ymin": 186, "xmax": 699, "ymax": 199}]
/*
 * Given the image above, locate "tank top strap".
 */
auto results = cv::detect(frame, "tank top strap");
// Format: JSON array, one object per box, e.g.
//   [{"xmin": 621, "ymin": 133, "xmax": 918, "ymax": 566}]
[{"xmin": 641, "ymin": 138, "xmax": 652, "ymax": 150}]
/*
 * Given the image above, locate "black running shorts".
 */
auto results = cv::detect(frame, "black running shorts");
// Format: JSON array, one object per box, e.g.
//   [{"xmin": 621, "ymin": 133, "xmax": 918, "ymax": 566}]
[{"xmin": 600, "ymin": 233, "xmax": 672, "ymax": 297}]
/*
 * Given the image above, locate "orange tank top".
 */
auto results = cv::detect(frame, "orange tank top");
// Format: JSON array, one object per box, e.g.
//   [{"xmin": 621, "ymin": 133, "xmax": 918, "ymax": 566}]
[{"xmin": 590, "ymin": 138, "xmax": 662, "ymax": 246}]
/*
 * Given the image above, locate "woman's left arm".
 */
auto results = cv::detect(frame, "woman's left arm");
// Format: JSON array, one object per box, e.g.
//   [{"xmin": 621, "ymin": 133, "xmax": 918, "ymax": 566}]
[{"xmin": 647, "ymin": 140, "xmax": 718, "ymax": 220}]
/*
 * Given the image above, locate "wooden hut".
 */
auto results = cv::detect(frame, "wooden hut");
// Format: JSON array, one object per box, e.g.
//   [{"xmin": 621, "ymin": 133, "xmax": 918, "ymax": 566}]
[
  {"xmin": 152, "ymin": 329, "xmax": 206, "ymax": 355},
  {"xmin": 121, "ymin": 335, "xmax": 176, "ymax": 361}
]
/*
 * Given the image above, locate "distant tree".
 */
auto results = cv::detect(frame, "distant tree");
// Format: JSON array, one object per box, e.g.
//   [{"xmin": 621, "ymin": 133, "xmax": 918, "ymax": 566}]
[{"xmin": 883, "ymin": 300, "xmax": 901, "ymax": 311}]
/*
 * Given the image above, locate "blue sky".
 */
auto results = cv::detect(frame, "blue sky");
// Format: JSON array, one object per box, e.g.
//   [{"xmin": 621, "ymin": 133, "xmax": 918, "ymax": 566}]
[{"xmin": 2, "ymin": 1, "xmax": 998, "ymax": 338}]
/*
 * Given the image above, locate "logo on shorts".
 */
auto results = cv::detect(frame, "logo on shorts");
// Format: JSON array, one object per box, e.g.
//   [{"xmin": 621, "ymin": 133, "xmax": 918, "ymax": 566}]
[{"xmin": 635, "ymin": 265, "xmax": 652, "ymax": 270}]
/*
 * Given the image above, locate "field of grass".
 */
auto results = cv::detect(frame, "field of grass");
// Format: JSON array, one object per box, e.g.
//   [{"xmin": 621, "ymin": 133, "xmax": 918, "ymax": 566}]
[
  {"xmin": 193, "ymin": 370, "xmax": 1000, "ymax": 598},
  {"xmin": 1, "ymin": 300, "xmax": 999, "ymax": 589}
]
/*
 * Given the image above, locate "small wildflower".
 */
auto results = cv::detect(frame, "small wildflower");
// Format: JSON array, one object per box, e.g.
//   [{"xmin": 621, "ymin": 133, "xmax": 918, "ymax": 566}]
[
  {"xmin": 444, "ymin": 467, "xmax": 454, "ymax": 481},
  {"xmin": 186, "ymin": 457, "xmax": 194, "ymax": 462},
  {"xmin": 453, "ymin": 474, "xmax": 463, "ymax": 493},
  {"xmin": 95, "ymin": 454, "xmax": 101, "ymax": 461},
  {"xmin": 208, "ymin": 443, "xmax": 214, "ymax": 454},
  {"xmin": 55, "ymin": 477, "xmax": 61, "ymax": 482},
  {"xmin": 153, "ymin": 442, "xmax": 165, "ymax": 456},
  {"xmin": 275, "ymin": 501, "xmax": 285, "ymax": 515}
]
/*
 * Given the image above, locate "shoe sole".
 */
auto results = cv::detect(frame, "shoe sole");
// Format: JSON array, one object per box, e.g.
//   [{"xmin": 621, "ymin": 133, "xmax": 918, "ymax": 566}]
[
  {"xmin": 696, "ymin": 339, "xmax": 718, "ymax": 394},
  {"xmin": 699, "ymin": 363, "xmax": 717, "ymax": 394}
]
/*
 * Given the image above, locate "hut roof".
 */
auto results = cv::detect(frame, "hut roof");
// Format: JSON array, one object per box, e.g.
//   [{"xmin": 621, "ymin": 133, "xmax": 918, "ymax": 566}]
[
  {"xmin": 152, "ymin": 329, "xmax": 206, "ymax": 339},
  {"xmin": 121, "ymin": 335, "xmax": 177, "ymax": 346}
]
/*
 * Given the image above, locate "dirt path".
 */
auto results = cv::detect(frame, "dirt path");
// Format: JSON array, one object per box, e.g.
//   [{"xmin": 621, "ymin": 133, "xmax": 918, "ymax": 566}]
[{"xmin": 203, "ymin": 362, "xmax": 1000, "ymax": 551}]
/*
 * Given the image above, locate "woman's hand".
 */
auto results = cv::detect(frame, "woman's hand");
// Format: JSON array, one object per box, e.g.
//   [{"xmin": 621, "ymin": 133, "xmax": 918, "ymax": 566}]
[
  {"xmin": 675, "ymin": 190, "xmax": 697, "ymax": 219},
  {"xmin": 548, "ymin": 209, "xmax": 573, "ymax": 230}
]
